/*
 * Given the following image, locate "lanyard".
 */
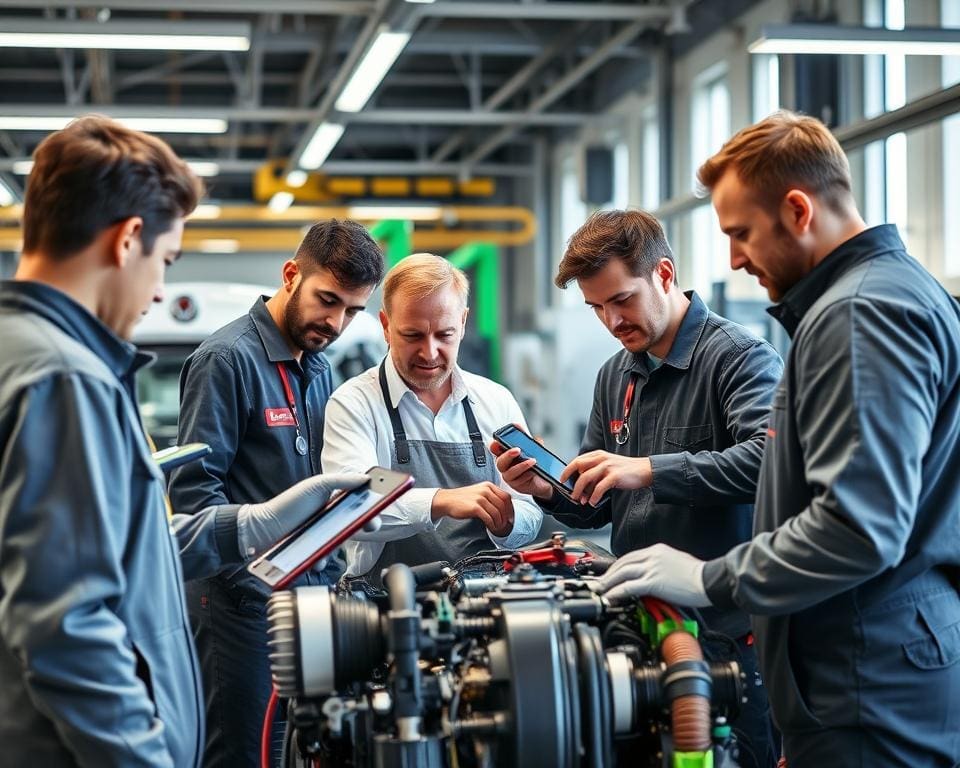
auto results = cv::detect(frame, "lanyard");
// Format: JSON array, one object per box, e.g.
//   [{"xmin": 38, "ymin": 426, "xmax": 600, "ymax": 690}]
[
  {"xmin": 276, "ymin": 363, "xmax": 308, "ymax": 456},
  {"xmin": 610, "ymin": 373, "xmax": 639, "ymax": 446}
]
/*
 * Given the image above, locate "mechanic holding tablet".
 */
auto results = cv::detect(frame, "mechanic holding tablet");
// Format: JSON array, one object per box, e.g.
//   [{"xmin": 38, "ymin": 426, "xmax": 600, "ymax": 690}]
[{"xmin": 492, "ymin": 209, "xmax": 783, "ymax": 768}]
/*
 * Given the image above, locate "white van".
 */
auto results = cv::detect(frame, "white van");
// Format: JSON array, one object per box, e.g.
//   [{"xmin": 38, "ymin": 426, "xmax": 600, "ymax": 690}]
[{"xmin": 134, "ymin": 282, "xmax": 386, "ymax": 447}]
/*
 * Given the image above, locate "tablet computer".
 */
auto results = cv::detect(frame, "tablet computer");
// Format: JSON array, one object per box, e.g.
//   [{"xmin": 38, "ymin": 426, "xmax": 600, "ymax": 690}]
[
  {"xmin": 152, "ymin": 442, "xmax": 212, "ymax": 473},
  {"xmin": 247, "ymin": 466, "xmax": 414, "ymax": 590},
  {"xmin": 493, "ymin": 424, "xmax": 609, "ymax": 508}
]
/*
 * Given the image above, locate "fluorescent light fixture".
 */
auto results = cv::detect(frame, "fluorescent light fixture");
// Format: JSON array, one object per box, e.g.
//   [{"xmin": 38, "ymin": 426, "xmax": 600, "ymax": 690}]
[
  {"xmin": 405, "ymin": 0, "xmax": 436, "ymax": 3},
  {"xmin": 13, "ymin": 158, "xmax": 220, "ymax": 176},
  {"xmin": 268, "ymin": 191, "xmax": 295, "ymax": 213},
  {"xmin": 298, "ymin": 122, "xmax": 345, "ymax": 169},
  {"xmin": 0, "ymin": 178, "xmax": 15, "ymax": 206},
  {"xmin": 189, "ymin": 204, "xmax": 222, "ymax": 220},
  {"xmin": 285, "ymin": 170, "xmax": 309, "ymax": 188},
  {"xmin": 0, "ymin": 116, "xmax": 227, "ymax": 133},
  {"xmin": 749, "ymin": 23, "xmax": 960, "ymax": 56},
  {"xmin": 347, "ymin": 205, "xmax": 443, "ymax": 221},
  {"xmin": 0, "ymin": 19, "xmax": 250, "ymax": 51},
  {"xmin": 335, "ymin": 29, "xmax": 411, "ymax": 113},
  {"xmin": 187, "ymin": 161, "xmax": 221, "ymax": 177},
  {"xmin": 198, "ymin": 239, "xmax": 240, "ymax": 254}
]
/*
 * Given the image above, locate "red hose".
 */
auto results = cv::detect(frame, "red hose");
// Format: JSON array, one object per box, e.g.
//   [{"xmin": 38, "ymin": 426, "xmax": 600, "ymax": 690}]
[
  {"xmin": 660, "ymin": 631, "xmax": 712, "ymax": 752},
  {"xmin": 261, "ymin": 686, "xmax": 279, "ymax": 768}
]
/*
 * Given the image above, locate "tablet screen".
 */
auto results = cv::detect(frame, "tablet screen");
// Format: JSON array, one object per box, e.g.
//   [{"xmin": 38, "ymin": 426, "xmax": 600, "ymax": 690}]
[
  {"xmin": 499, "ymin": 426, "xmax": 574, "ymax": 491},
  {"xmin": 267, "ymin": 485, "xmax": 384, "ymax": 573}
]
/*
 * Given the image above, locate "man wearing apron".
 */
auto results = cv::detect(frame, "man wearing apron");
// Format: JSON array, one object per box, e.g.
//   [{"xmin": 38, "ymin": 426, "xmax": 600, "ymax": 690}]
[{"xmin": 323, "ymin": 253, "xmax": 542, "ymax": 581}]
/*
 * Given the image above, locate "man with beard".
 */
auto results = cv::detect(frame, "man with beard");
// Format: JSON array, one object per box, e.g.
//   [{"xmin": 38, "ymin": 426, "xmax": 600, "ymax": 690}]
[
  {"xmin": 598, "ymin": 112, "xmax": 960, "ymax": 766},
  {"xmin": 322, "ymin": 253, "xmax": 542, "ymax": 583},
  {"xmin": 492, "ymin": 209, "xmax": 783, "ymax": 768},
  {"xmin": 169, "ymin": 219, "xmax": 384, "ymax": 766}
]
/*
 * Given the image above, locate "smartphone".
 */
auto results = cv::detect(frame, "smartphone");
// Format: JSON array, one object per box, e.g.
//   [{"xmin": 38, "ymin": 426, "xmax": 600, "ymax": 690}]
[
  {"xmin": 247, "ymin": 466, "xmax": 414, "ymax": 590},
  {"xmin": 493, "ymin": 424, "xmax": 609, "ymax": 508},
  {"xmin": 152, "ymin": 442, "xmax": 212, "ymax": 473}
]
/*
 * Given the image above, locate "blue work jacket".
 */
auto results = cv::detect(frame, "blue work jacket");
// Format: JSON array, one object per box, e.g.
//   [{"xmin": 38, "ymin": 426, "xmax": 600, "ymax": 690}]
[
  {"xmin": 169, "ymin": 297, "xmax": 337, "ymax": 595},
  {"xmin": 0, "ymin": 281, "xmax": 241, "ymax": 767}
]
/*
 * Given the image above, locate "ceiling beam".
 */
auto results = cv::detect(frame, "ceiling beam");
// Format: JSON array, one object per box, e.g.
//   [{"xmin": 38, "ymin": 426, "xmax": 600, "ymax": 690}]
[
  {"xmin": 0, "ymin": 0, "xmax": 372, "ymax": 13},
  {"xmin": 0, "ymin": 156, "xmax": 532, "ymax": 177},
  {"xmin": 462, "ymin": 19, "xmax": 650, "ymax": 171},
  {"xmin": 415, "ymin": 3, "xmax": 673, "ymax": 22},
  {"xmin": 0, "ymin": 103, "xmax": 585, "ymax": 125}
]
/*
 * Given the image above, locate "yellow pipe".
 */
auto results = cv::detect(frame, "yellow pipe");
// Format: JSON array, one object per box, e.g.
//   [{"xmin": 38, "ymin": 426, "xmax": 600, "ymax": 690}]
[{"xmin": 0, "ymin": 204, "xmax": 537, "ymax": 251}]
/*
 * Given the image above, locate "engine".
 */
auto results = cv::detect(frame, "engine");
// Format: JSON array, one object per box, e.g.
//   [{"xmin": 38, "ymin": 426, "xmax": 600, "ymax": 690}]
[{"xmin": 263, "ymin": 536, "xmax": 747, "ymax": 768}]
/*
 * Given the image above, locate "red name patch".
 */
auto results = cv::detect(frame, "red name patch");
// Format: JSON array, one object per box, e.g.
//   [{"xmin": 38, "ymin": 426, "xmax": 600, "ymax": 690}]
[{"xmin": 265, "ymin": 408, "xmax": 296, "ymax": 427}]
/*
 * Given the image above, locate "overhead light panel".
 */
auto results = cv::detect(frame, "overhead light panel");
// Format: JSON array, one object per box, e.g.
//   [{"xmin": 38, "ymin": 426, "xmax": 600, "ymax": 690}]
[
  {"xmin": 13, "ymin": 158, "xmax": 222, "ymax": 175},
  {"xmin": 189, "ymin": 204, "xmax": 222, "ymax": 220},
  {"xmin": 0, "ymin": 178, "xmax": 15, "ymax": 206},
  {"xmin": 298, "ymin": 122, "xmax": 345, "ymax": 169},
  {"xmin": 285, "ymin": 170, "xmax": 309, "ymax": 188},
  {"xmin": 198, "ymin": 239, "xmax": 240, "ymax": 254},
  {"xmin": 268, "ymin": 191, "xmax": 295, "ymax": 213},
  {"xmin": 187, "ymin": 161, "xmax": 221, "ymax": 177},
  {"xmin": 347, "ymin": 205, "xmax": 443, "ymax": 221},
  {"xmin": 0, "ymin": 116, "xmax": 227, "ymax": 133},
  {"xmin": 749, "ymin": 23, "xmax": 960, "ymax": 56},
  {"xmin": 0, "ymin": 19, "xmax": 250, "ymax": 51},
  {"xmin": 335, "ymin": 29, "xmax": 411, "ymax": 113}
]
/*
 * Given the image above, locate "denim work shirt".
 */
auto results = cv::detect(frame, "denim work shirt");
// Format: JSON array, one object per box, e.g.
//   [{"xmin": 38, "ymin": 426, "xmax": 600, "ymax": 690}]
[
  {"xmin": 703, "ymin": 225, "xmax": 960, "ymax": 736},
  {"xmin": 0, "ymin": 281, "xmax": 240, "ymax": 767},
  {"xmin": 544, "ymin": 291, "xmax": 783, "ymax": 636},
  {"xmin": 169, "ymin": 296, "xmax": 337, "ymax": 595}
]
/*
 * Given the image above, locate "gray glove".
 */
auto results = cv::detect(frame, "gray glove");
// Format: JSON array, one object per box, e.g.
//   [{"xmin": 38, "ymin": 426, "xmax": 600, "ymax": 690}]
[
  {"xmin": 594, "ymin": 543, "xmax": 712, "ymax": 607},
  {"xmin": 238, "ymin": 473, "xmax": 378, "ymax": 557}
]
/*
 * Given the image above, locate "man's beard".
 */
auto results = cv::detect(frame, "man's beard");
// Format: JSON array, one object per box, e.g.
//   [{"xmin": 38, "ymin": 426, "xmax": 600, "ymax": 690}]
[
  {"xmin": 396, "ymin": 355, "xmax": 452, "ymax": 392},
  {"xmin": 284, "ymin": 284, "xmax": 340, "ymax": 353}
]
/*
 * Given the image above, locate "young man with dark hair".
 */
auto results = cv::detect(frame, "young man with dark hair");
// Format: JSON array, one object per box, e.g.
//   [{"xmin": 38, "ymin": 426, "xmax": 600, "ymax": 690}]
[
  {"xmin": 493, "ymin": 208, "xmax": 783, "ymax": 767},
  {"xmin": 600, "ymin": 111, "xmax": 960, "ymax": 766},
  {"xmin": 169, "ymin": 218, "xmax": 386, "ymax": 766},
  {"xmin": 0, "ymin": 117, "xmax": 367, "ymax": 767}
]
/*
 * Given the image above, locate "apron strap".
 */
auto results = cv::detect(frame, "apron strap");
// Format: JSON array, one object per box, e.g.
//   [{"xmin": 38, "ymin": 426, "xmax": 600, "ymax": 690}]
[
  {"xmin": 378, "ymin": 360, "xmax": 410, "ymax": 464},
  {"xmin": 378, "ymin": 358, "xmax": 486, "ymax": 468},
  {"xmin": 461, "ymin": 398, "xmax": 487, "ymax": 468}
]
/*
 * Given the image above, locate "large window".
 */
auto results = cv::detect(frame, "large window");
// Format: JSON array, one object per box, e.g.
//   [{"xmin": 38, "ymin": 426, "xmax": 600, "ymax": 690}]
[
  {"xmin": 689, "ymin": 65, "xmax": 730, "ymax": 295},
  {"xmin": 640, "ymin": 104, "xmax": 660, "ymax": 210},
  {"xmin": 752, "ymin": 53, "xmax": 780, "ymax": 121},
  {"xmin": 944, "ymin": 1, "xmax": 960, "ymax": 277}
]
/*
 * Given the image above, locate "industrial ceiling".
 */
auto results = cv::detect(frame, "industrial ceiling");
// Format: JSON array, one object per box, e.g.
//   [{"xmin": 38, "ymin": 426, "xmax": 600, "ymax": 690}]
[{"xmin": 0, "ymin": 0, "xmax": 742, "ymax": 206}]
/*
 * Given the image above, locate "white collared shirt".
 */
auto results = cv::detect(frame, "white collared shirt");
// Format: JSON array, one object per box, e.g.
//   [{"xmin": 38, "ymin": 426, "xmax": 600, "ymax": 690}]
[{"xmin": 322, "ymin": 356, "xmax": 543, "ymax": 576}]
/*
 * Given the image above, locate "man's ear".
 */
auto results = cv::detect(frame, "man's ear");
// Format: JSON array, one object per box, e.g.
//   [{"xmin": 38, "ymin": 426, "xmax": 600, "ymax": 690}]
[
  {"xmin": 780, "ymin": 189, "xmax": 814, "ymax": 236},
  {"xmin": 280, "ymin": 259, "xmax": 300, "ymax": 292},
  {"xmin": 460, "ymin": 306, "xmax": 470, "ymax": 338},
  {"xmin": 379, "ymin": 308, "xmax": 390, "ymax": 345},
  {"xmin": 654, "ymin": 257, "xmax": 675, "ymax": 292},
  {"xmin": 110, "ymin": 216, "xmax": 143, "ymax": 268}
]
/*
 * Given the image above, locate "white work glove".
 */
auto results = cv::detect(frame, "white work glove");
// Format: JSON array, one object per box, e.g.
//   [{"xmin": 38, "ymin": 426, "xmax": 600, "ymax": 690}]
[
  {"xmin": 593, "ymin": 543, "xmax": 712, "ymax": 607},
  {"xmin": 237, "ymin": 473, "xmax": 380, "ymax": 557}
]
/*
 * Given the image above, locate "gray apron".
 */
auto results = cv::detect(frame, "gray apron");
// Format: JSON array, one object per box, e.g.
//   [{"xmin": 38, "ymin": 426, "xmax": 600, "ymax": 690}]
[{"xmin": 368, "ymin": 361, "xmax": 496, "ymax": 583}]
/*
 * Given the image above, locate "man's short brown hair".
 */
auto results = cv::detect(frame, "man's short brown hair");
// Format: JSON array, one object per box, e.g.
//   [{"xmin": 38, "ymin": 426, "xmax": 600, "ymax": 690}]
[
  {"xmin": 697, "ymin": 110, "xmax": 852, "ymax": 214},
  {"xmin": 23, "ymin": 115, "xmax": 203, "ymax": 260},
  {"xmin": 556, "ymin": 209, "xmax": 675, "ymax": 289}
]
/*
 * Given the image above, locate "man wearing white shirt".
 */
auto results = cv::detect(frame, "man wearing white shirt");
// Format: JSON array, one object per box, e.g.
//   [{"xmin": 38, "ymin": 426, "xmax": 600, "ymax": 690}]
[{"xmin": 323, "ymin": 253, "xmax": 542, "ymax": 580}]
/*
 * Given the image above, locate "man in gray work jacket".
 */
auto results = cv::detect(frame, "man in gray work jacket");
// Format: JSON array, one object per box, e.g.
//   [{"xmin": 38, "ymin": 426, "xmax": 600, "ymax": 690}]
[
  {"xmin": 599, "ymin": 112, "xmax": 960, "ymax": 766},
  {"xmin": 0, "ymin": 116, "xmax": 367, "ymax": 767},
  {"xmin": 493, "ymin": 208, "xmax": 783, "ymax": 768}
]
